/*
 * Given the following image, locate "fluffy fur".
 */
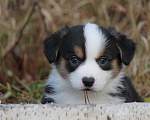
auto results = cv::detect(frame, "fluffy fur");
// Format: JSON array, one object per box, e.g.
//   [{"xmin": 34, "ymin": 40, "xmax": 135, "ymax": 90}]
[{"xmin": 41, "ymin": 23, "xmax": 142, "ymax": 104}]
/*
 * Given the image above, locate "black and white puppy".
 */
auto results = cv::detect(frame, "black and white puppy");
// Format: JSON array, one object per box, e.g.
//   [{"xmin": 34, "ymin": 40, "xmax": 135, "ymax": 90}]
[{"xmin": 41, "ymin": 23, "xmax": 142, "ymax": 104}]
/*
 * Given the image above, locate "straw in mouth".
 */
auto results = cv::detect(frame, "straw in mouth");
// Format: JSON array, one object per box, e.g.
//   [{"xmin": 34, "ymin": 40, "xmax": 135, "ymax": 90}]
[{"xmin": 84, "ymin": 90, "xmax": 90, "ymax": 104}]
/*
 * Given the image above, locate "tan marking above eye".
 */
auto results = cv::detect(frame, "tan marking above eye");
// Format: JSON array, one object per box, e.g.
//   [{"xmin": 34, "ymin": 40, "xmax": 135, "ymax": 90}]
[
  {"xmin": 74, "ymin": 46, "xmax": 84, "ymax": 59},
  {"xmin": 96, "ymin": 50, "xmax": 104, "ymax": 59}
]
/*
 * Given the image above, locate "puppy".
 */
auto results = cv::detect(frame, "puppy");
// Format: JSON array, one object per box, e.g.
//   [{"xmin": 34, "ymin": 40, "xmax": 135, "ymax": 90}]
[{"xmin": 41, "ymin": 23, "xmax": 142, "ymax": 104}]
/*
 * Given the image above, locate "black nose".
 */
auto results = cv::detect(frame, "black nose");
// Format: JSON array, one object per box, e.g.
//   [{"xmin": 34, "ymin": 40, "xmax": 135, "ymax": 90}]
[{"xmin": 82, "ymin": 77, "xmax": 95, "ymax": 87}]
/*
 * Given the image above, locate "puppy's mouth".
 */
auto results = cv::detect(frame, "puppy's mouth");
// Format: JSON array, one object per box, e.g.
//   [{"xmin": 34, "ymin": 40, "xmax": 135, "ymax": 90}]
[
  {"xmin": 83, "ymin": 88, "xmax": 92, "ymax": 91},
  {"xmin": 82, "ymin": 88, "xmax": 96, "ymax": 92}
]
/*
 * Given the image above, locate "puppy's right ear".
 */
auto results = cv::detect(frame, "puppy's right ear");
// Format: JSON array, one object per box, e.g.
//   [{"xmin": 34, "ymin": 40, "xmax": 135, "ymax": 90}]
[{"xmin": 43, "ymin": 26, "xmax": 70, "ymax": 63}]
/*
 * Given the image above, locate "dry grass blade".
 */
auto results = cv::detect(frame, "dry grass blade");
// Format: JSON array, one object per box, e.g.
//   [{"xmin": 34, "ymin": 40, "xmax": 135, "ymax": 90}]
[
  {"xmin": 86, "ymin": 91, "xmax": 90, "ymax": 104},
  {"xmin": 84, "ymin": 90, "xmax": 87, "ymax": 104},
  {"xmin": 141, "ymin": 35, "xmax": 149, "ymax": 51},
  {"xmin": 84, "ymin": 90, "xmax": 90, "ymax": 104},
  {"xmin": 1, "ymin": 2, "xmax": 37, "ymax": 59}
]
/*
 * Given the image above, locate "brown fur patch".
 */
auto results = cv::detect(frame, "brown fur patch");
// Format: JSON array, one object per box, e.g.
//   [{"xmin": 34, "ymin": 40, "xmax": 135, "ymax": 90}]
[
  {"xmin": 112, "ymin": 59, "xmax": 120, "ymax": 78},
  {"xmin": 75, "ymin": 46, "xmax": 84, "ymax": 59},
  {"xmin": 56, "ymin": 57, "xmax": 69, "ymax": 79},
  {"xmin": 96, "ymin": 50, "xmax": 104, "ymax": 59},
  {"xmin": 116, "ymin": 43, "xmax": 123, "ymax": 62}
]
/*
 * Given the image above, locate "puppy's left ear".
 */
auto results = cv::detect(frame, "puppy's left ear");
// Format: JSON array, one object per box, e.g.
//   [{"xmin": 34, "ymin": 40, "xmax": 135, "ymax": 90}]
[
  {"xmin": 108, "ymin": 26, "xmax": 136, "ymax": 66},
  {"xmin": 43, "ymin": 26, "xmax": 70, "ymax": 63}
]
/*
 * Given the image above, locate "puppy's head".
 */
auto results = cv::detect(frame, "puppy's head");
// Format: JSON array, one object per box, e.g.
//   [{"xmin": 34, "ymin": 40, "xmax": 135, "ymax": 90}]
[{"xmin": 43, "ymin": 23, "xmax": 135, "ymax": 92}]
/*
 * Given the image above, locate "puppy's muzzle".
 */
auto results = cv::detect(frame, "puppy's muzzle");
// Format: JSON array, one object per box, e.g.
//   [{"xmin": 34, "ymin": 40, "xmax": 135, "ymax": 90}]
[{"xmin": 82, "ymin": 77, "xmax": 95, "ymax": 87}]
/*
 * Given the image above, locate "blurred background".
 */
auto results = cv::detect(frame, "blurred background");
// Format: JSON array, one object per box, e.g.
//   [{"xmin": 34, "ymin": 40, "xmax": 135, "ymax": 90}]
[{"xmin": 0, "ymin": 0, "xmax": 150, "ymax": 104}]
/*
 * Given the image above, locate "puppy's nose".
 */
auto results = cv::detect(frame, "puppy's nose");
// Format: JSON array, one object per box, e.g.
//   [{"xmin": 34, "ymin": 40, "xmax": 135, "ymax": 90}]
[{"xmin": 82, "ymin": 77, "xmax": 95, "ymax": 87}]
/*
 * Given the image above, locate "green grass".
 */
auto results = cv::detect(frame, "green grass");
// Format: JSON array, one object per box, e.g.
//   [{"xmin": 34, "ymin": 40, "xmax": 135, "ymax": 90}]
[{"xmin": 0, "ymin": 68, "xmax": 44, "ymax": 103}]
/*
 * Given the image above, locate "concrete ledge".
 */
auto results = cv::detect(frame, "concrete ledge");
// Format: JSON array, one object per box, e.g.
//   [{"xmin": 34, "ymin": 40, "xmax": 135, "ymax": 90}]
[{"xmin": 0, "ymin": 103, "xmax": 150, "ymax": 120}]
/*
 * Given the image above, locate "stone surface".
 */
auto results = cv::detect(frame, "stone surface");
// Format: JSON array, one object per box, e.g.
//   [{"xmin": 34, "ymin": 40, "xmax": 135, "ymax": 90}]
[{"xmin": 0, "ymin": 103, "xmax": 150, "ymax": 120}]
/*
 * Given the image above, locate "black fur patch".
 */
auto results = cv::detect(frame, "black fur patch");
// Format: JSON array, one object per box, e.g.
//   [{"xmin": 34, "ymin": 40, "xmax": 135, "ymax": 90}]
[
  {"xmin": 107, "ymin": 26, "xmax": 136, "ymax": 66},
  {"xmin": 44, "ymin": 85, "xmax": 55, "ymax": 94},
  {"xmin": 55, "ymin": 25, "xmax": 86, "ymax": 73},
  {"xmin": 41, "ymin": 85, "xmax": 55, "ymax": 104},
  {"xmin": 41, "ymin": 96, "xmax": 54, "ymax": 104},
  {"xmin": 97, "ymin": 26, "xmax": 122, "ymax": 71},
  {"xmin": 43, "ymin": 26, "xmax": 70, "ymax": 63}
]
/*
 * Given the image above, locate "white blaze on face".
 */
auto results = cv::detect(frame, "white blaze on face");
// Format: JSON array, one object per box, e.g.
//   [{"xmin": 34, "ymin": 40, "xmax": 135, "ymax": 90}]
[
  {"xmin": 69, "ymin": 23, "xmax": 112, "ymax": 91},
  {"xmin": 84, "ymin": 23, "xmax": 105, "ymax": 60}
]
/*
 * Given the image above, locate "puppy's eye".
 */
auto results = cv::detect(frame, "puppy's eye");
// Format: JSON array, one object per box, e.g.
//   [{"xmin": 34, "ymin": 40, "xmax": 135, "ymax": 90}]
[
  {"xmin": 70, "ymin": 56, "xmax": 79, "ymax": 64},
  {"xmin": 98, "ymin": 57, "xmax": 107, "ymax": 65}
]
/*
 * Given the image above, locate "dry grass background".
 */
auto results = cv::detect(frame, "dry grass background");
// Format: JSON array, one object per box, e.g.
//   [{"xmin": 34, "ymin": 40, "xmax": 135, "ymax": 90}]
[{"xmin": 0, "ymin": 0, "xmax": 150, "ymax": 104}]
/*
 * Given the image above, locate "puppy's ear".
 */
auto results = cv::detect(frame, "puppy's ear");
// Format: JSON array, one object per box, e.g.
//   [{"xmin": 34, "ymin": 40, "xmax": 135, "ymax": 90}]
[
  {"xmin": 43, "ymin": 26, "xmax": 70, "ymax": 63},
  {"xmin": 108, "ymin": 26, "xmax": 136, "ymax": 65}
]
